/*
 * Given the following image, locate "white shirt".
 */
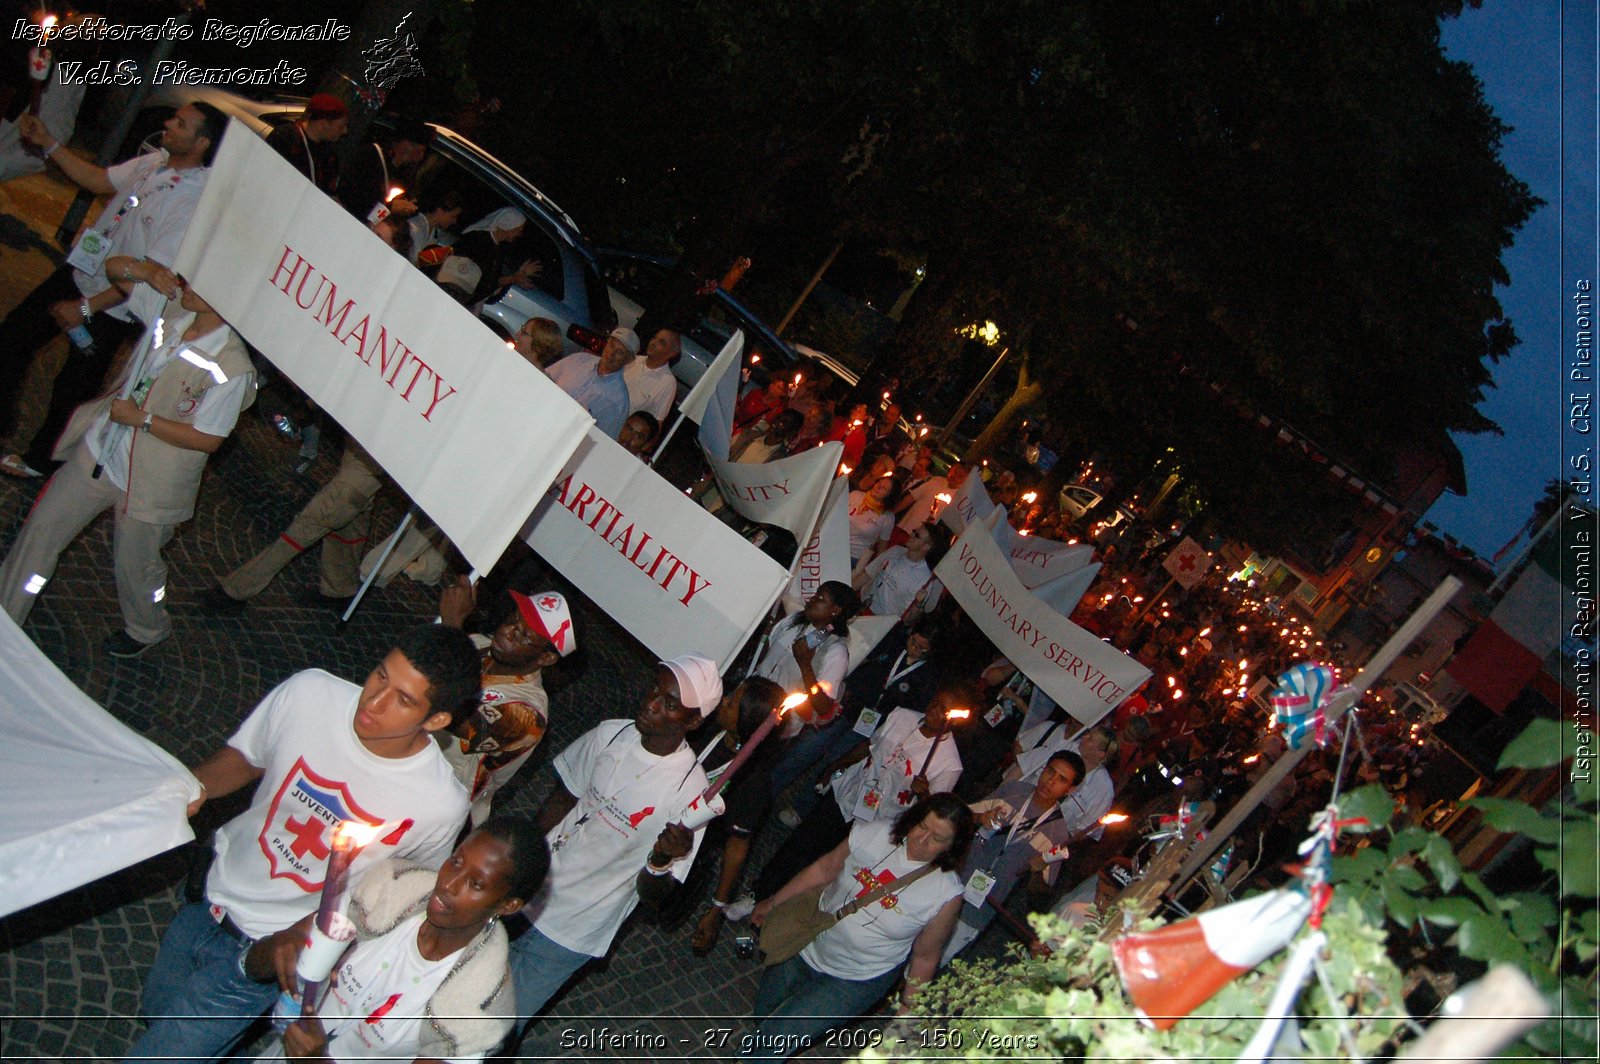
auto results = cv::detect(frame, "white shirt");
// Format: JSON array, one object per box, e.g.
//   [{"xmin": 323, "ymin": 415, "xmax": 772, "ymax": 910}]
[
  {"xmin": 895, "ymin": 474, "xmax": 948, "ymax": 532},
  {"xmin": 257, "ymin": 912, "xmax": 481, "ymax": 1063},
  {"xmin": 832, "ymin": 708, "xmax": 962, "ymax": 824},
  {"xmin": 802, "ymin": 820, "xmax": 962, "ymax": 981},
  {"xmin": 77, "ymin": 152, "xmax": 209, "ymax": 315},
  {"xmin": 859, "ymin": 547, "xmax": 943, "ymax": 618},
  {"xmin": 532, "ymin": 720, "xmax": 708, "ymax": 956},
  {"xmin": 86, "ymin": 285, "xmax": 253, "ymax": 491},
  {"xmin": 749, "ymin": 613, "xmax": 850, "ymax": 737},
  {"xmin": 846, "ymin": 491, "xmax": 895, "ymax": 561},
  {"xmin": 206, "ymin": 670, "xmax": 469, "ymax": 939},
  {"xmin": 622, "ymin": 357, "xmax": 677, "ymax": 422}
]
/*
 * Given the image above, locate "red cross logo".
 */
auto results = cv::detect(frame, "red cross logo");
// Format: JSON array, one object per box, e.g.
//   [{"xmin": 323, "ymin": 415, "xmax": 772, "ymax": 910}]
[
  {"xmin": 538, "ymin": 595, "xmax": 561, "ymax": 610},
  {"xmin": 284, "ymin": 815, "xmax": 331, "ymax": 860},
  {"xmin": 853, "ymin": 866, "xmax": 896, "ymax": 898},
  {"xmin": 1177, "ymin": 552, "xmax": 1198, "ymax": 572}
]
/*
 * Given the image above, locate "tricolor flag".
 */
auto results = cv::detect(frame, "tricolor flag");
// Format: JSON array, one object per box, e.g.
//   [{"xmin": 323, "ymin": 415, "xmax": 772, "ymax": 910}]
[{"xmin": 1447, "ymin": 519, "xmax": 1573, "ymax": 712}]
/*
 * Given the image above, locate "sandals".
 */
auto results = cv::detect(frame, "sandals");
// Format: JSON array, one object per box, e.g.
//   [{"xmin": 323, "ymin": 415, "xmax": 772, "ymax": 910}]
[{"xmin": 690, "ymin": 907, "xmax": 725, "ymax": 956}]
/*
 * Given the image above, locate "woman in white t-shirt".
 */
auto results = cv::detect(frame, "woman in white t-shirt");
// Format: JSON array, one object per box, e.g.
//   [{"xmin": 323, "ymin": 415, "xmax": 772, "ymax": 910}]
[
  {"xmin": 255, "ymin": 818, "xmax": 548, "ymax": 1063},
  {"xmin": 746, "ymin": 794, "xmax": 975, "ymax": 1061},
  {"xmin": 846, "ymin": 474, "xmax": 901, "ymax": 565}
]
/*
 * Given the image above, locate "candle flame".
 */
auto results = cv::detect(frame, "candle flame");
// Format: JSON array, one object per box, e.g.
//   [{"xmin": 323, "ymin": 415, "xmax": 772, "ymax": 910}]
[
  {"xmin": 1198, "ymin": 627, "xmax": 1211, "ymax": 638},
  {"xmin": 793, "ymin": 373, "xmax": 803, "ymax": 385},
  {"xmin": 1100, "ymin": 812, "xmax": 1129, "ymax": 825},
  {"xmin": 935, "ymin": 493, "xmax": 952, "ymax": 503},
  {"xmin": 1021, "ymin": 491, "xmax": 1038, "ymax": 503},
  {"xmin": 1017, "ymin": 528, "xmax": 1032, "ymax": 537},
  {"xmin": 839, "ymin": 463, "xmax": 853, "ymax": 476},
  {"xmin": 882, "ymin": 391, "xmax": 891, "ymax": 401},
  {"xmin": 42, "ymin": 14, "xmax": 58, "ymax": 28},
  {"xmin": 918, "ymin": 426, "xmax": 929, "ymax": 437},
  {"xmin": 332, "ymin": 819, "xmax": 387, "ymax": 849},
  {"xmin": 946, "ymin": 708, "xmax": 971, "ymax": 722},
  {"xmin": 749, "ymin": 352, "xmax": 761, "ymax": 363},
  {"xmin": 385, "ymin": 186, "xmax": 406, "ymax": 203},
  {"xmin": 1242, "ymin": 753, "xmax": 1261, "ymax": 764},
  {"xmin": 779, "ymin": 692, "xmax": 809, "ymax": 715}
]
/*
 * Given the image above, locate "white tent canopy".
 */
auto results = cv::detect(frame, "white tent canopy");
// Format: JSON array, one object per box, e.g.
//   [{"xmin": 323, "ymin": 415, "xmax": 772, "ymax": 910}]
[{"xmin": 0, "ymin": 612, "xmax": 198, "ymax": 917}]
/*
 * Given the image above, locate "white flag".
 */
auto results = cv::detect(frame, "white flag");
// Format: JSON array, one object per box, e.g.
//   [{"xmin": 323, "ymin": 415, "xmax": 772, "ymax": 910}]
[
  {"xmin": 781, "ymin": 474, "xmax": 852, "ymax": 615},
  {"xmin": 707, "ymin": 441, "xmax": 842, "ymax": 540}
]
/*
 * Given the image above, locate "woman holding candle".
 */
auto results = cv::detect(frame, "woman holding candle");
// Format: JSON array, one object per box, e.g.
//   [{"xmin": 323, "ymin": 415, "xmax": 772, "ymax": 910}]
[
  {"xmin": 251, "ymin": 817, "xmax": 548, "ymax": 1062},
  {"xmin": 846, "ymin": 472, "xmax": 901, "ymax": 565},
  {"xmin": 746, "ymin": 582, "xmax": 859, "ymax": 737},
  {"xmin": 751, "ymin": 678, "xmax": 970, "ymax": 903},
  {"xmin": 684, "ymin": 677, "xmax": 788, "ymax": 954},
  {"xmin": 745, "ymin": 794, "xmax": 975, "ymax": 1060}
]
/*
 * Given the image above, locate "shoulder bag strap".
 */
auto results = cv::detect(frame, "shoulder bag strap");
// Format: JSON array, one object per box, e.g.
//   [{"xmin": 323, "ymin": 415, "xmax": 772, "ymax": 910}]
[{"xmin": 830, "ymin": 861, "xmax": 939, "ymax": 921}]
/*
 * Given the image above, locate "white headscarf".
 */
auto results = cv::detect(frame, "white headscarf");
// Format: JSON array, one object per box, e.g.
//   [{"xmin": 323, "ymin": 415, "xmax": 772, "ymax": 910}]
[{"xmin": 463, "ymin": 207, "xmax": 527, "ymax": 236}]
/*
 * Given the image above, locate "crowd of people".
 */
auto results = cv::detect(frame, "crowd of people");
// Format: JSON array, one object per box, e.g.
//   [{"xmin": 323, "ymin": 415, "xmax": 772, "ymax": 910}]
[{"xmin": 0, "ymin": 94, "xmax": 1384, "ymax": 1062}]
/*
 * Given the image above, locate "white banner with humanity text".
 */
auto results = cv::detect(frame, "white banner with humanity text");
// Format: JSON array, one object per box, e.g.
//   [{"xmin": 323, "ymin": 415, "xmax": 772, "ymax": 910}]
[
  {"xmin": 176, "ymin": 121, "xmax": 590, "ymax": 573},
  {"xmin": 524, "ymin": 426, "xmax": 790, "ymax": 669},
  {"xmin": 935, "ymin": 521, "xmax": 1150, "ymax": 727}
]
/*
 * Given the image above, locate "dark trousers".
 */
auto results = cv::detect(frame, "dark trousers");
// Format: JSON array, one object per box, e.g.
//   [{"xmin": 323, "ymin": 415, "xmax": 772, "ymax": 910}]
[
  {"xmin": 0, "ymin": 264, "xmax": 140, "ymax": 467},
  {"xmin": 753, "ymin": 799, "xmax": 851, "ymax": 901}
]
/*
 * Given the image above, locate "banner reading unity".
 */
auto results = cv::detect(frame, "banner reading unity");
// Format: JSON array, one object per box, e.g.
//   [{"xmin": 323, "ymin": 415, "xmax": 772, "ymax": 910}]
[
  {"xmin": 708, "ymin": 441, "xmax": 842, "ymax": 540},
  {"xmin": 935, "ymin": 523, "xmax": 1150, "ymax": 726},
  {"xmin": 524, "ymin": 426, "xmax": 790, "ymax": 668},
  {"xmin": 176, "ymin": 121, "xmax": 590, "ymax": 573},
  {"xmin": 939, "ymin": 472, "xmax": 995, "ymax": 534}
]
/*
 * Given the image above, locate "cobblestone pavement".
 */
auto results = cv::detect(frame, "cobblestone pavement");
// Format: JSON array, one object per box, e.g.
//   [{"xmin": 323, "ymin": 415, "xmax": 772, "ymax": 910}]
[{"xmin": 0, "ymin": 174, "xmax": 1016, "ymax": 1062}]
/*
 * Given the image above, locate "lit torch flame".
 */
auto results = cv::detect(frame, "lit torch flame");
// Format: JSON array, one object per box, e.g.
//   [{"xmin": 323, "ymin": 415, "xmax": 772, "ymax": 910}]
[
  {"xmin": 1021, "ymin": 491, "xmax": 1037, "ymax": 504},
  {"xmin": 385, "ymin": 186, "xmax": 406, "ymax": 203},
  {"xmin": 946, "ymin": 708, "xmax": 971, "ymax": 723},
  {"xmin": 332, "ymin": 819, "xmax": 388, "ymax": 850},
  {"xmin": 779, "ymin": 692, "xmax": 809, "ymax": 715},
  {"xmin": 1100, "ymin": 812, "xmax": 1129, "ymax": 825}
]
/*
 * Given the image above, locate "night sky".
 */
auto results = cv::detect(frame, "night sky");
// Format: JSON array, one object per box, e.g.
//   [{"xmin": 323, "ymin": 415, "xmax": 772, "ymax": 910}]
[{"xmin": 1425, "ymin": 2, "xmax": 1584, "ymax": 560}]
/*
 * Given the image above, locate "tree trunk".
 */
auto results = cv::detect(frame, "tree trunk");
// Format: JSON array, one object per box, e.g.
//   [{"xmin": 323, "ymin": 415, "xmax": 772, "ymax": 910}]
[{"xmin": 965, "ymin": 343, "xmax": 1042, "ymax": 463}]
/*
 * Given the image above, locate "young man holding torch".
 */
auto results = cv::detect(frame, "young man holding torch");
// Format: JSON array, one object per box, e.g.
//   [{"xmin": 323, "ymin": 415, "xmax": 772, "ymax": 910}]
[{"xmin": 121, "ymin": 625, "xmax": 477, "ymax": 1063}]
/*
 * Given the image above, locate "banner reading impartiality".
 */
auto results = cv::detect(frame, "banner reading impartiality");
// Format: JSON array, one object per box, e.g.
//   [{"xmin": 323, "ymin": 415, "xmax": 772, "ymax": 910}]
[
  {"xmin": 935, "ymin": 523, "xmax": 1150, "ymax": 725},
  {"xmin": 781, "ymin": 475, "xmax": 852, "ymax": 615},
  {"xmin": 709, "ymin": 441, "xmax": 842, "ymax": 540},
  {"xmin": 524, "ymin": 426, "xmax": 790, "ymax": 669},
  {"xmin": 177, "ymin": 121, "xmax": 590, "ymax": 573}
]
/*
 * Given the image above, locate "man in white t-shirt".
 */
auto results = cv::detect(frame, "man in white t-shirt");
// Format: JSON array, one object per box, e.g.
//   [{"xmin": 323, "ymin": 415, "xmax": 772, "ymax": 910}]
[
  {"xmin": 506, "ymin": 653, "xmax": 723, "ymax": 1035},
  {"xmin": 622, "ymin": 327, "xmax": 681, "ymax": 423},
  {"xmin": 1009, "ymin": 723, "xmax": 1118, "ymax": 841},
  {"xmin": 1, "ymin": 101, "xmax": 220, "ymax": 478},
  {"xmin": 121, "ymin": 625, "xmax": 478, "ymax": 1063}
]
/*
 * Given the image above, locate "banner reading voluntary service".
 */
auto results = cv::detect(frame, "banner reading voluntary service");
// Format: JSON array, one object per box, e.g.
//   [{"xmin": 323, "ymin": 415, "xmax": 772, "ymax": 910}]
[
  {"xmin": 176, "ymin": 121, "xmax": 590, "ymax": 573},
  {"xmin": 935, "ymin": 522, "xmax": 1150, "ymax": 725},
  {"xmin": 524, "ymin": 426, "xmax": 790, "ymax": 668}
]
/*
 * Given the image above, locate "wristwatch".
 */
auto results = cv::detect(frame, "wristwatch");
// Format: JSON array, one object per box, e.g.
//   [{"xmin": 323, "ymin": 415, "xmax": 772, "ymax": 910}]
[{"xmin": 140, "ymin": 411, "xmax": 154, "ymax": 433}]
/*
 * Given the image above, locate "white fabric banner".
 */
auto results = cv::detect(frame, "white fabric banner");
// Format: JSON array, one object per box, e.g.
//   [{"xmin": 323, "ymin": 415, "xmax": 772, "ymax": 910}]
[
  {"xmin": 846, "ymin": 614, "xmax": 902, "ymax": 672},
  {"xmin": 781, "ymin": 474, "xmax": 852, "ymax": 615},
  {"xmin": 176, "ymin": 121, "xmax": 590, "ymax": 573},
  {"xmin": 694, "ymin": 332, "xmax": 744, "ymax": 460},
  {"xmin": 939, "ymin": 472, "xmax": 995, "ymax": 534},
  {"xmin": 1031, "ymin": 562, "xmax": 1103, "ymax": 616},
  {"xmin": 935, "ymin": 523, "xmax": 1150, "ymax": 726},
  {"xmin": 524, "ymin": 426, "xmax": 790, "ymax": 669},
  {"xmin": 708, "ymin": 441, "xmax": 842, "ymax": 539},
  {"xmin": 992, "ymin": 523, "xmax": 1096, "ymax": 589},
  {"xmin": 680, "ymin": 330, "xmax": 743, "ymax": 424},
  {"xmin": 0, "ymin": 611, "xmax": 198, "ymax": 917}
]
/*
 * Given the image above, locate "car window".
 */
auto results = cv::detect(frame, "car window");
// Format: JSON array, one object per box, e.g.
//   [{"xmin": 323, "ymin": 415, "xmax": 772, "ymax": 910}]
[{"xmin": 604, "ymin": 257, "xmax": 671, "ymax": 305}]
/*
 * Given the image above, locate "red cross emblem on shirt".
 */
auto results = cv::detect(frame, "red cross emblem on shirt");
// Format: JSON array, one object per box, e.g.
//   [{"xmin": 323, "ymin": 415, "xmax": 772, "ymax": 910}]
[
  {"xmin": 853, "ymin": 866, "xmax": 897, "ymax": 901},
  {"xmin": 284, "ymin": 815, "xmax": 331, "ymax": 860},
  {"xmin": 538, "ymin": 595, "xmax": 561, "ymax": 610}
]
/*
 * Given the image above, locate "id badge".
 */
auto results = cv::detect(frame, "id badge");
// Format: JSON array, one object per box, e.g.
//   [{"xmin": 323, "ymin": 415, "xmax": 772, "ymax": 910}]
[
  {"xmin": 963, "ymin": 869, "xmax": 996, "ymax": 908},
  {"xmin": 851, "ymin": 778, "xmax": 883, "ymax": 822},
  {"xmin": 983, "ymin": 703, "xmax": 1007, "ymax": 728},
  {"xmin": 66, "ymin": 229, "xmax": 112, "ymax": 275},
  {"xmin": 853, "ymin": 708, "xmax": 882, "ymax": 737}
]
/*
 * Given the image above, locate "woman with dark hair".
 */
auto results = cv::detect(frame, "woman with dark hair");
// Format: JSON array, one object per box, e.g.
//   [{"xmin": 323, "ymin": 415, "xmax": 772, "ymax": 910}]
[
  {"xmin": 256, "ymin": 817, "xmax": 548, "ymax": 1062},
  {"xmin": 846, "ymin": 470, "xmax": 902, "ymax": 565},
  {"xmin": 746, "ymin": 794, "xmax": 974, "ymax": 1059},
  {"xmin": 746, "ymin": 581, "xmax": 860, "ymax": 737},
  {"xmin": 685, "ymin": 677, "xmax": 788, "ymax": 954}
]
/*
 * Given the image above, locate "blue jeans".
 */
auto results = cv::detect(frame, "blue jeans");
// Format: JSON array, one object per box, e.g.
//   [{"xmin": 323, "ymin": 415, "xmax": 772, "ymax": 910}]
[
  {"xmin": 768, "ymin": 718, "xmax": 866, "ymax": 818},
  {"xmin": 507, "ymin": 926, "xmax": 591, "ymax": 1033},
  {"xmin": 744, "ymin": 953, "xmax": 900, "ymax": 1061},
  {"xmin": 122, "ymin": 901, "xmax": 279, "ymax": 1063}
]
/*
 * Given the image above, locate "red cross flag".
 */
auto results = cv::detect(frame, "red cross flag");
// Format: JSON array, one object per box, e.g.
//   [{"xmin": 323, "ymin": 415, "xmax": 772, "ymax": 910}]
[{"xmin": 1161, "ymin": 537, "xmax": 1212, "ymax": 590}]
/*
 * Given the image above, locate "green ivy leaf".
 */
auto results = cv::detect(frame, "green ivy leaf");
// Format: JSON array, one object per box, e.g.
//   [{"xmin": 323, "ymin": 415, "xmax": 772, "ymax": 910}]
[
  {"xmin": 1301, "ymin": 1022, "xmax": 1338, "ymax": 1057},
  {"xmin": 1337, "ymin": 783, "xmax": 1396, "ymax": 832},
  {"xmin": 1505, "ymin": 893, "xmax": 1558, "ymax": 944},
  {"xmin": 1388, "ymin": 863, "xmax": 1427, "ymax": 892},
  {"xmin": 1498, "ymin": 718, "xmax": 1564, "ymax": 770},
  {"xmin": 1464, "ymin": 796, "xmax": 1563, "ymax": 844},
  {"xmin": 1381, "ymin": 878, "xmax": 1419, "ymax": 927},
  {"xmin": 1559, "ymin": 821, "xmax": 1599, "ymax": 897},
  {"xmin": 1459, "ymin": 911, "xmax": 1530, "ymax": 966},
  {"xmin": 1387, "ymin": 825, "xmax": 1432, "ymax": 857},
  {"xmin": 1459, "ymin": 870, "xmax": 1499, "ymax": 910},
  {"xmin": 1420, "ymin": 896, "xmax": 1482, "ymax": 927},
  {"xmin": 1331, "ymin": 845, "xmax": 1388, "ymax": 886},
  {"xmin": 1421, "ymin": 834, "xmax": 1460, "ymax": 892}
]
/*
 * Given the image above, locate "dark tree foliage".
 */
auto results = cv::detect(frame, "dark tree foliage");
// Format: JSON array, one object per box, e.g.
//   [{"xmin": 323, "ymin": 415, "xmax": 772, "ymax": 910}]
[{"xmin": 460, "ymin": 0, "xmax": 1535, "ymax": 549}]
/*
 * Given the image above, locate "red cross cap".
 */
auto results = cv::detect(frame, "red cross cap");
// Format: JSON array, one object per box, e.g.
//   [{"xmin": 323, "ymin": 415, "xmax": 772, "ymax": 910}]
[{"xmin": 511, "ymin": 589, "xmax": 576, "ymax": 657}]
